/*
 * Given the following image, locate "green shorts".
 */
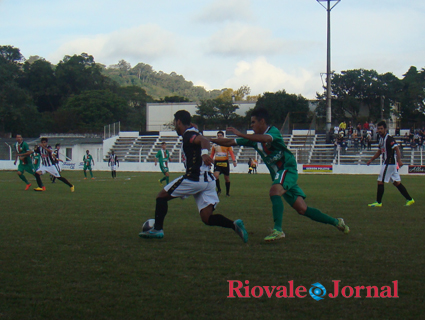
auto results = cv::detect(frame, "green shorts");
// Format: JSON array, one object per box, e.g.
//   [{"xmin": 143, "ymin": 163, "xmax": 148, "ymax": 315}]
[
  {"xmin": 18, "ymin": 162, "xmax": 35, "ymax": 175},
  {"xmin": 272, "ymin": 168, "xmax": 306, "ymax": 206},
  {"xmin": 84, "ymin": 165, "xmax": 92, "ymax": 171},
  {"xmin": 160, "ymin": 164, "xmax": 169, "ymax": 174}
]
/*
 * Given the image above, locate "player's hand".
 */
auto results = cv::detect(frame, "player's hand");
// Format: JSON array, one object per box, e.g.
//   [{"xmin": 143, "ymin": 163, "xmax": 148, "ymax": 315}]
[
  {"xmin": 366, "ymin": 160, "xmax": 371, "ymax": 166},
  {"xmin": 233, "ymin": 162, "xmax": 237, "ymax": 167},
  {"xmin": 202, "ymin": 154, "xmax": 213, "ymax": 166},
  {"xmin": 14, "ymin": 161, "xmax": 17, "ymax": 165},
  {"xmin": 398, "ymin": 160, "xmax": 403, "ymax": 168},
  {"xmin": 227, "ymin": 127, "xmax": 241, "ymax": 136}
]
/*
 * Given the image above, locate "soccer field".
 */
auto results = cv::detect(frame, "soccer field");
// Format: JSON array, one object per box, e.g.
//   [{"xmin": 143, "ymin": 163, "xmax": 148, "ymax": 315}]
[{"xmin": 1, "ymin": 171, "xmax": 424, "ymax": 320}]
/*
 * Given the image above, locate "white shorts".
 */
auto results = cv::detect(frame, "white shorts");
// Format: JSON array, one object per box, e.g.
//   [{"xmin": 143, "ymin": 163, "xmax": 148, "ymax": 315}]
[
  {"xmin": 110, "ymin": 165, "xmax": 117, "ymax": 171},
  {"xmin": 378, "ymin": 164, "xmax": 401, "ymax": 183},
  {"xmin": 37, "ymin": 164, "xmax": 61, "ymax": 178},
  {"xmin": 164, "ymin": 176, "xmax": 219, "ymax": 212}
]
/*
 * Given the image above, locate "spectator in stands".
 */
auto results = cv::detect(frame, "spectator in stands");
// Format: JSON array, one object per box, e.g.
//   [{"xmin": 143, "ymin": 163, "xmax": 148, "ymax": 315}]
[
  {"xmin": 395, "ymin": 126, "xmax": 400, "ymax": 136},
  {"xmin": 363, "ymin": 121, "xmax": 370, "ymax": 131},
  {"xmin": 410, "ymin": 139, "xmax": 417, "ymax": 151},
  {"xmin": 360, "ymin": 136, "xmax": 366, "ymax": 150},
  {"xmin": 367, "ymin": 132, "xmax": 372, "ymax": 151},
  {"xmin": 409, "ymin": 127, "xmax": 414, "ymax": 142},
  {"xmin": 339, "ymin": 121, "xmax": 347, "ymax": 136},
  {"xmin": 418, "ymin": 135, "xmax": 423, "ymax": 151},
  {"xmin": 356, "ymin": 123, "xmax": 362, "ymax": 135},
  {"xmin": 347, "ymin": 121, "xmax": 354, "ymax": 136},
  {"xmin": 353, "ymin": 131, "xmax": 359, "ymax": 152},
  {"xmin": 334, "ymin": 124, "xmax": 340, "ymax": 137},
  {"xmin": 414, "ymin": 130, "xmax": 420, "ymax": 146},
  {"xmin": 341, "ymin": 138, "xmax": 347, "ymax": 154},
  {"xmin": 404, "ymin": 132, "xmax": 410, "ymax": 145}
]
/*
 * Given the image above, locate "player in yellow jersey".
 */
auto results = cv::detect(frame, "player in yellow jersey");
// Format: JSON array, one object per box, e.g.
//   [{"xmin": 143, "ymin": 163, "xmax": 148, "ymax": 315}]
[{"xmin": 211, "ymin": 131, "xmax": 237, "ymax": 196}]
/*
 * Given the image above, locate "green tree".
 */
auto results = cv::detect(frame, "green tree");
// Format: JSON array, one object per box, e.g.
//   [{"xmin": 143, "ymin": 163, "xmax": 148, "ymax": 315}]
[
  {"xmin": 56, "ymin": 90, "xmax": 129, "ymax": 133},
  {"xmin": 194, "ymin": 97, "xmax": 243, "ymax": 130},
  {"xmin": 20, "ymin": 59, "xmax": 61, "ymax": 113},
  {"xmin": 55, "ymin": 53, "xmax": 117, "ymax": 97},
  {"xmin": 254, "ymin": 90, "xmax": 309, "ymax": 127},
  {"xmin": 399, "ymin": 66, "xmax": 425, "ymax": 125},
  {"xmin": 0, "ymin": 45, "xmax": 41, "ymax": 136}
]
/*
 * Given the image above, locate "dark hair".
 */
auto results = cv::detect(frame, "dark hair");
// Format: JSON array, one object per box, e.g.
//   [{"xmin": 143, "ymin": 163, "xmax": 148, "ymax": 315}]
[
  {"xmin": 174, "ymin": 110, "xmax": 191, "ymax": 126},
  {"xmin": 41, "ymin": 137, "xmax": 48, "ymax": 143},
  {"xmin": 251, "ymin": 107, "xmax": 270, "ymax": 124},
  {"xmin": 217, "ymin": 131, "xmax": 224, "ymax": 136},
  {"xmin": 161, "ymin": 142, "xmax": 166, "ymax": 145},
  {"xmin": 55, "ymin": 143, "xmax": 60, "ymax": 148},
  {"xmin": 377, "ymin": 121, "xmax": 387, "ymax": 129}
]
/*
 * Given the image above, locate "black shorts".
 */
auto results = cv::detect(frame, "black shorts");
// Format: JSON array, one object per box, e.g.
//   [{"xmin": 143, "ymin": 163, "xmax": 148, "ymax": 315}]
[{"xmin": 214, "ymin": 160, "xmax": 230, "ymax": 176}]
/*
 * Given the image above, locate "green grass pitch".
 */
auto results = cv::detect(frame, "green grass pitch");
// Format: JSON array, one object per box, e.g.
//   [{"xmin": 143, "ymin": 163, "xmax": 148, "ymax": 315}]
[{"xmin": 0, "ymin": 170, "xmax": 424, "ymax": 319}]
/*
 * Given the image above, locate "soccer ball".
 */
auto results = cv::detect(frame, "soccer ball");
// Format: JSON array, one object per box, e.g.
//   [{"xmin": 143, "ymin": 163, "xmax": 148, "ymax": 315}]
[{"xmin": 142, "ymin": 219, "xmax": 155, "ymax": 232}]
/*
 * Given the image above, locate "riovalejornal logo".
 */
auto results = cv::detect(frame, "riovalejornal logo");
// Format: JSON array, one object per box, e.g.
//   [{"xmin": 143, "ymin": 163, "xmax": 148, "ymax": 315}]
[{"xmin": 227, "ymin": 280, "xmax": 399, "ymax": 299}]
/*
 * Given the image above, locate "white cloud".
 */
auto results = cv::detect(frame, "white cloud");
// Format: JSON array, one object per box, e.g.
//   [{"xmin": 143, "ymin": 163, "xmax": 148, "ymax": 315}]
[
  {"xmin": 48, "ymin": 24, "xmax": 178, "ymax": 65},
  {"xmin": 207, "ymin": 23, "xmax": 319, "ymax": 57},
  {"xmin": 195, "ymin": 0, "xmax": 253, "ymax": 23},
  {"xmin": 224, "ymin": 57, "xmax": 319, "ymax": 98}
]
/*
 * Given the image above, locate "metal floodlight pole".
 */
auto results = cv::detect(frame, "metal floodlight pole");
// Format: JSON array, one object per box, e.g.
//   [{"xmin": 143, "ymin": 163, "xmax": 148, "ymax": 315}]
[{"xmin": 317, "ymin": 0, "xmax": 340, "ymax": 132}]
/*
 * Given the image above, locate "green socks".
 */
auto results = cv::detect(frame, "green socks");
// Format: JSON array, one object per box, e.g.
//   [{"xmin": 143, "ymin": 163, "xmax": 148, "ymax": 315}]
[
  {"xmin": 304, "ymin": 207, "xmax": 338, "ymax": 226},
  {"xmin": 270, "ymin": 195, "xmax": 284, "ymax": 232},
  {"xmin": 19, "ymin": 174, "xmax": 29, "ymax": 184}
]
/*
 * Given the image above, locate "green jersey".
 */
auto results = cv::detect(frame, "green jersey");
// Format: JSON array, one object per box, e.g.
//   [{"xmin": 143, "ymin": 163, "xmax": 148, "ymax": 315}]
[
  {"xmin": 32, "ymin": 152, "xmax": 41, "ymax": 170},
  {"xmin": 156, "ymin": 149, "xmax": 170, "ymax": 164},
  {"xmin": 83, "ymin": 155, "xmax": 93, "ymax": 166},
  {"xmin": 236, "ymin": 126, "xmax": 297, "ymax": 179},
  {"xmin": 15, "ymin": 141, "xmax": 32, "ymax": 165}
]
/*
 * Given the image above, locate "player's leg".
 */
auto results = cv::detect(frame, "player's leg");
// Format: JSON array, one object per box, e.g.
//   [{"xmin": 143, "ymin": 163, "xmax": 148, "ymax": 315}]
[
  {"xmin": 369, "ymin": 166, "xmax": 387, "ymax": 206},
  {"xmin": 34, "ymin": 171, "xmax": 44, "ymax": 189},
  {"xmin": 89, "ymin": 167, "xmax": 93, "ymax": 178},
  {"xmin": 197, "ymin": 181, "xmax": 247, "ymax": 242},
  {"xmin": 213, "ymin": 170, "xmax": 221, "ymax": 194},
  {"xmin": 393, "ymin": 179, "xmax": 414, "ymax": 206},
  {"xmin": 17, "ymin": 167, "xmax": 30, "ymax": 185},
  {"xmin": 83, "ymin": 166, "xmax": 87, "ymax": 179},
  {"xmin": 224, "ymin": 167, "xmax": 231, "ymax": 196},
  {"xmin": 165, "ymin": 171, "xmax": 169, "ymax": 184}
]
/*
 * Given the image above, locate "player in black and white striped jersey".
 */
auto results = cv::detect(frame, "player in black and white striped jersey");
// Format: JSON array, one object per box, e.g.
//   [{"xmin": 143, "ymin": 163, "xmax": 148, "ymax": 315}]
[
  {"xmin": 367, "ymin": 121, "xmax": 414, "ymax": 207},
  {"xmin": 35, "ymin": 138, "xmax": 74, "ymax": 192},
  {"xmin": 139, "ymin": 110, "xmax": 248, "ymax": 242}
]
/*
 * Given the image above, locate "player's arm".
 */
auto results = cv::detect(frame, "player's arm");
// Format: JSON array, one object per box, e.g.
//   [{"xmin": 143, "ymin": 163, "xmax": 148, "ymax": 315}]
[
  {"xmin": 39, "ymin": 144, "xmax": 52, "ymax": 154},
  {"xmin": 367, "ymin": 149, "xmax": 382, "ymax": 166},
  {"xmin": 227, "ymin": 127, "xmax": 272, "ymax": 143},
  {"xmin": 193, "ymin": 134, "xmax": 213, "ymax": 166},
  {"xmin": 92, "ymin": 157, "xmax": 95, "ymax": 166},
  {"xmin": 394, "ymin": 146, "xmax": 403, "ymax": 167},
  {"xmin": 210, "ymin": 138, "xmax": 237, "ymax": 147},
  {"xmin": 116, "ymin": 156, "xmax": 119, "ymax": 167},
  {"xmin": 228, "ymin": 147, "xmax": 237, "ymax": 167}
]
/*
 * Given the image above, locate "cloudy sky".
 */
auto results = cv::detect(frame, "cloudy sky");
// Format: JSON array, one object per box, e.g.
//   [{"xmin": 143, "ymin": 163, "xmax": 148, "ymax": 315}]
[{"xmin": 1, "ymin": 0, "xmax": 424, "ymax": 99}]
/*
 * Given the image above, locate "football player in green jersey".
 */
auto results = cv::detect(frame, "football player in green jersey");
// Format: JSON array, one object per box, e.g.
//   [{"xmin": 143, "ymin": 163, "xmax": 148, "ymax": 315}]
[
  {"xmin": 14, "ymin": 134, "xmax": 43, "ymax": 190},
  {"xmin": 155, "ymin": 142, "xmax": 170, "ymax": 185},
  {"xmin": 83, "ymin": 150, "xmax": 95, "ymax": 179},
  {"xmin": 211, "ymin": 108, "xmax": 350, "ymax": 242}
]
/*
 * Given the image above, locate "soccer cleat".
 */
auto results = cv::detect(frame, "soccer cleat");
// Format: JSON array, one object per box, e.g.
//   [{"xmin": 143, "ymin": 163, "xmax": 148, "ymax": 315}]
[
  {"xmin": 336, "ymin": 218, "xmax": 350, "ymax": 234},
  {"xmin": 42, "ymin": 186, "xmax": 46, "ymax": 191},
  {"xmin": 25, "ymin": 183, "xmax": 32, "ymax": 191},
  {"xmin": 139, "ymin": 228, "xmax": 164, "ymax": 239},
  {"xmin": 405, "ymin": 198, "xmax": 415, "ymax": 206},
  {"xmin": 70, "ymin": 185, "xmax": 75, "ymax": 192},
  {"xmin": 91, "ymin": 177, "xmax": 95, "ymax": 180},
  {"xmin": 226, "ymin": 194, "xmax": 230, "ymax": 197},
  {"xmin": 34, "ymin": 187, "xmax": 45, "ymax": 192},
  {"xmin": 234, "ymin": 219, "xmax": 248, "ymax": 243},
  {"xmin": 158, "ymin": 179, "xmax": 163, "ymax": 186},
  {"xmin": 368, "ymin": 202, "xmax": 382, "ymax": 207},
  {"xmin": 264, "ymin": 229, "xmax": 285, "ymax": 242},
  {"xmin": 84, "ymin": 178, "xmax": 87, "ymax": 180}
]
